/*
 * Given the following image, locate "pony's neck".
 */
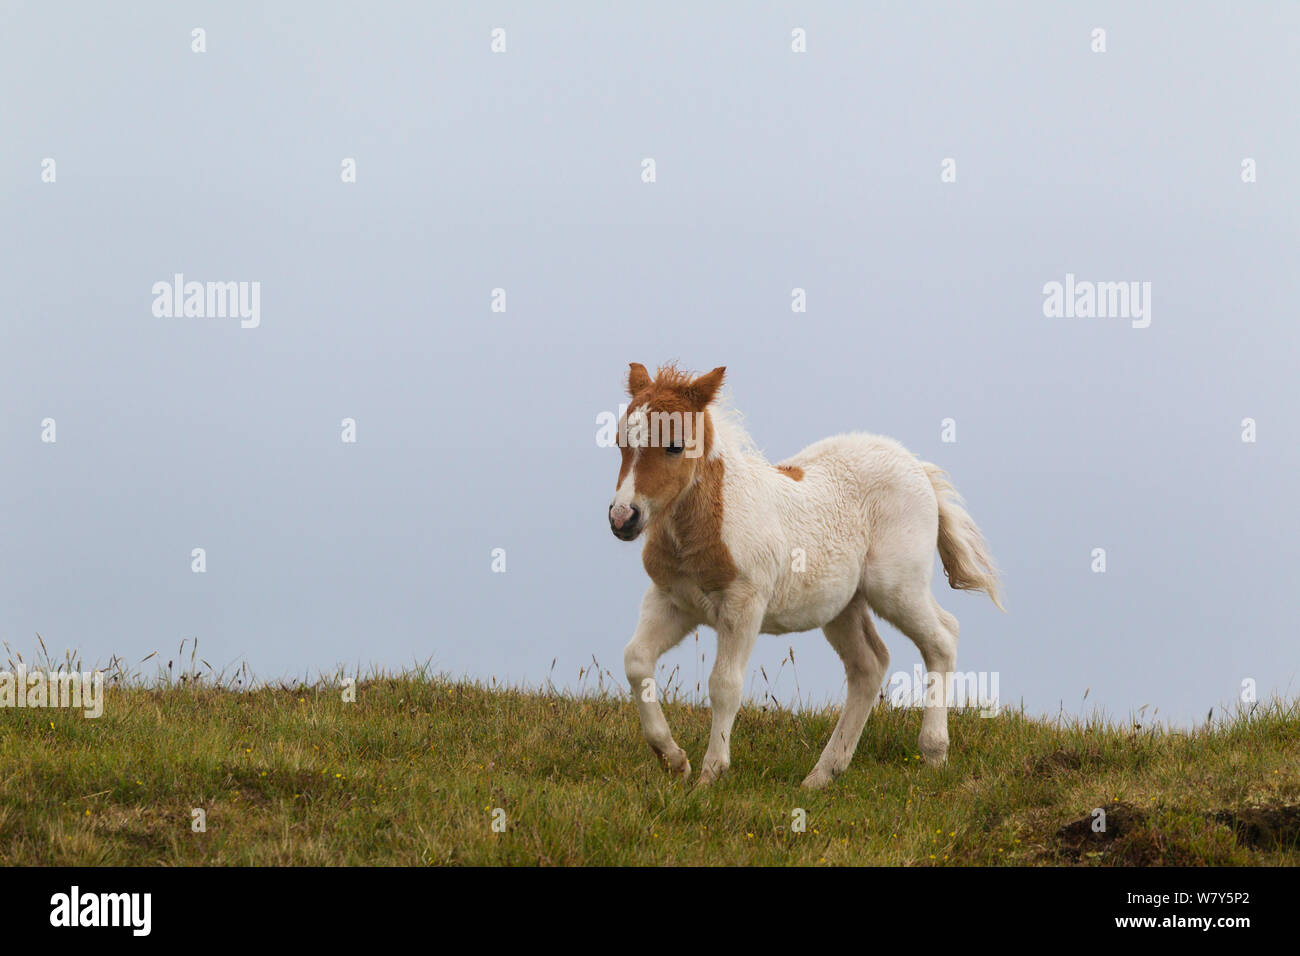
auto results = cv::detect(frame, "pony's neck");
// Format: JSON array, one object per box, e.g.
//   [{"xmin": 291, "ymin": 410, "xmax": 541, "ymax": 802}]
[
  {"xmin": 646, "ymin": 449, "xmax": 738, "ymax": 591},
  {"xmin": 642, "ymin": 406, "xmax": 753, "ymax": 592}
]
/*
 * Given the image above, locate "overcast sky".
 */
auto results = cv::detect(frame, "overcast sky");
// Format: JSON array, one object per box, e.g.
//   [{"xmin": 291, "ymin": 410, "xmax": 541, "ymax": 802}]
[{"xmin": 3, "ymin": 2, "xmax": 1298, "ymax": 727}]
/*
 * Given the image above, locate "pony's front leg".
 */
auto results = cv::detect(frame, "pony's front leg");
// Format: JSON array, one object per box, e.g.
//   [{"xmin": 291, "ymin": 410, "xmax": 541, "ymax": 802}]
[
  {"xmin": 624, "ymin": 587, "xmax": 696, "ymax": 778},
  {"xmin": 697, "ymin": 598, "xmax": 764, "ymax": 787}
]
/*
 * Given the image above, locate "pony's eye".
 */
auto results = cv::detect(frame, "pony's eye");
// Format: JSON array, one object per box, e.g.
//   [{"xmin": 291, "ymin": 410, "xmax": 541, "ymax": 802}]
[{"xmin": 665, "ymin": 444, "xmax": 684, "ymax": 456}]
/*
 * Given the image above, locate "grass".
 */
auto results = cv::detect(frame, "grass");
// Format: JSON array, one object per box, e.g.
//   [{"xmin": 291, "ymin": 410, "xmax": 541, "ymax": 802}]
[{"xmin": 1, "ymin": 641, "xmax": 1298, "ymax": 866}]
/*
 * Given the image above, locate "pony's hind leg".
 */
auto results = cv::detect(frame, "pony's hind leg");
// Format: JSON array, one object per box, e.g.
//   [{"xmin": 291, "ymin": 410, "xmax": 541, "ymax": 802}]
[
  {"xmin": 624, "ymin": 587, "xmax": 696, "ymax": 778},
  {"xmin": 802, "ymin": 593, "xmax": 890, "ymax": 789},
  {"xmin": 868, "ymin": 583, "xmax": 959, "ymax": 766}
]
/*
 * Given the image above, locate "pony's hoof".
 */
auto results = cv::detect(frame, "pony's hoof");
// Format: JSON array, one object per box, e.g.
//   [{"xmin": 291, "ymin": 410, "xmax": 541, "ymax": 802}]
[
  {"xmin": 658, "ymin": 749, "xmax": 691, "ymax": 779},
  {"xmin": 696, "ymin": 760, "xmax": 728, "ymax": 788},
  {"xmin": 800, "ymin": 767, "xmax": 834, "ymax": 790},
  {"xmin": 919, "ymin": 731, "xmax": 949, "ymax": 767},
  {"xmin": 919, "ymin": 745, "xmax": 948, "ymax": 767}
]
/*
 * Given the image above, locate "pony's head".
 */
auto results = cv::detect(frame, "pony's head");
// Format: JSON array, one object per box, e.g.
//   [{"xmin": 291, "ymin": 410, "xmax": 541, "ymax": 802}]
[{"xmin": 609, "ymin": 362, "xmax": 726, "ymax": 541}]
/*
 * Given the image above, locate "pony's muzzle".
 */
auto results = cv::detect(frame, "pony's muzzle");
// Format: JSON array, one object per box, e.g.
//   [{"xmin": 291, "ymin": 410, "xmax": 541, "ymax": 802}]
[{"xmin": 609, "ymin": 503, "xmax": 642, "ymax": 540}]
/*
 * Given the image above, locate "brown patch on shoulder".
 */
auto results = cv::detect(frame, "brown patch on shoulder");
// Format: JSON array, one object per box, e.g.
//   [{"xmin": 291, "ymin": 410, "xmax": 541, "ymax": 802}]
[
  {"xmin": 776, "ymin": 464, "xmax": 804, "ymax": 481},
  {"xmin": 642, "ymin": 453, "xmax": 737, "ymax": 593}
]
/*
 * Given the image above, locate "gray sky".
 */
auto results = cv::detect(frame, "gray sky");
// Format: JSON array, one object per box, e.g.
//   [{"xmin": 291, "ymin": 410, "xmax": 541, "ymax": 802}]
[{"xmin": 3, "ymin": 2, "xmax": 1298, "ymax": 726}]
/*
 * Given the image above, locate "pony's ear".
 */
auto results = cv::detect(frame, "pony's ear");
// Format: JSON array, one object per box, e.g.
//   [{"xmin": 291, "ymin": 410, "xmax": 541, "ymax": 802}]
[
  {"xmin": 627, "ymin": 362, "xmax": 652, "ymax": 396},
  {"xmin": 684, "ymin": 366, "xmax": 726, "ymax": 408}
]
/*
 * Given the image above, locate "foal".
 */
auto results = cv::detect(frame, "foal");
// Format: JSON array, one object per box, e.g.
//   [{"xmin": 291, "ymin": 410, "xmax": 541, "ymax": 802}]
[{"xmin": 609, "ymin": 363, "xmax": 1003, "ymax": 788}]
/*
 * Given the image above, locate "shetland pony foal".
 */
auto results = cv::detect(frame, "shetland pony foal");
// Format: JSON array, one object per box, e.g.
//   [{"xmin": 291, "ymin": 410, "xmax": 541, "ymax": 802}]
[{"xmin": 609, "ymin": 363, "xmax": 1003, "ymax": 789}]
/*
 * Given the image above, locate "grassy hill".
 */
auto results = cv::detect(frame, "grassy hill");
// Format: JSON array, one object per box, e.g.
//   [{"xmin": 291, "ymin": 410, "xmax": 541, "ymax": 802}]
[{"xmin": 2, "ymin": 650, "xmax": 1298, "ymax": 866}]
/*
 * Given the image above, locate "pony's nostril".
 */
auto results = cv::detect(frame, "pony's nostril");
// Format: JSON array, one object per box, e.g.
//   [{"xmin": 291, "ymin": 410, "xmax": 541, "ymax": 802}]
[{"xmin": 610, "ymin": 503, "xmax": 641, "ymax": 535}]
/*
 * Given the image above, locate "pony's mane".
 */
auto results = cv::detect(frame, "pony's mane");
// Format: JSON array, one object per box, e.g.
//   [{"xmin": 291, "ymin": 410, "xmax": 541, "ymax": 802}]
[
  {"xmin": 650, "ymin": 362, "xmax": 696, "ymax": 392},
  {"xmin": 708, "ymin": 391, "xmax": 764, "ymax": 463}
]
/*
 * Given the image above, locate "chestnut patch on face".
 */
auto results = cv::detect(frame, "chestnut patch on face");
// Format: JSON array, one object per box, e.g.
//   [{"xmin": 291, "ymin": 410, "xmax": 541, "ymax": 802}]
[
  {"xmin": 618, "ymin": 363, "xmax": 724, "ymax": 514},
  {"xmin": 617, "ymin": 362, "xmax": 738, "ymax": 593},
  {"xmin": 776, "ymin": 464, "xmax": 804, "ymax": 481}
]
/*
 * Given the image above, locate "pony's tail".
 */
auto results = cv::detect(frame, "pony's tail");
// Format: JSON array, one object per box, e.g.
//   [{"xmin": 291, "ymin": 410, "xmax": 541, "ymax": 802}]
[{"xmin": 923, "ymin": 463, "xmax": 1006, "ymax": 612}]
